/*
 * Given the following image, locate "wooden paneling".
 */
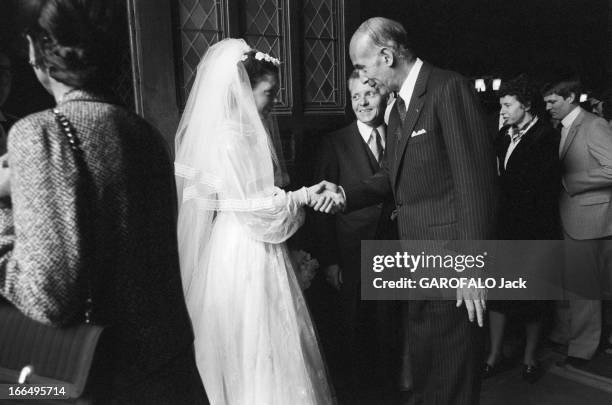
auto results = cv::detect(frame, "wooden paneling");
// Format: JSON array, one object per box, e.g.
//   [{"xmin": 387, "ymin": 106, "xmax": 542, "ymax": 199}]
[{"xmin": 128, "ymin": 0, "xmax": 180, "ymax": 147}]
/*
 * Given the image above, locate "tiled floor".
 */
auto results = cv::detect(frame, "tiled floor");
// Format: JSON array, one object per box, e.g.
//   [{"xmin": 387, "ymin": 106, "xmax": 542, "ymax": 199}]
[
  {"xmin": 481, "ymin": 351, "xmax": 612, "ymax": 405},
  {"xmin": 341, "ymin": 351, "xmax": 612, "ymax": 404}
]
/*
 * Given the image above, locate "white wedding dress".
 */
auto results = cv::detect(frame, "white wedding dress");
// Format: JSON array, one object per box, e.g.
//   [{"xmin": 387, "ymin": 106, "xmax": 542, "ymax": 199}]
[
  {"xmin": 192, "ymin": 190, "xmax": 333, "ymax": 405},
  {"xmin": 174, "ymin": 39, "xmax": 334, "ymax": 405}
]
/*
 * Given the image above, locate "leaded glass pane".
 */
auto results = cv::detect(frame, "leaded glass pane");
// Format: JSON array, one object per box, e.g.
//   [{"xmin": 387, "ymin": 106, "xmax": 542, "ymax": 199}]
[
  {"xmin": 245, "ymin": 0, "xmax": 280, "ymax": 36},
  {"xmin": 302, "ymin": 0, "xmax": 343, "ymax": 109},
  {"xmin": 303, "ymin": 0, "xmax": 333, "ymax": 38},
  {"xmin": 175, "ymin": 0, "xmax": 227, "ymax": 107},
  {"xmin": 242, "ymin": 0, "xmax": 290, "ymax": 109}
]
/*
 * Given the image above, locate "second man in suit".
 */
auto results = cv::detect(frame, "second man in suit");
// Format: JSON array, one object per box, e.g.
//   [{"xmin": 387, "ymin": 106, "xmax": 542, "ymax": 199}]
[{"xmin": 313, "ymin": 69, "xmax": 396, "ymax": 401}]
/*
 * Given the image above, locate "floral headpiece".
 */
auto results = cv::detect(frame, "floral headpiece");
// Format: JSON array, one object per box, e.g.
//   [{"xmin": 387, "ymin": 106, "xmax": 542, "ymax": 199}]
[{"xmin": 240, "ymin": 50, "xmax": 281, "ymax": 66}]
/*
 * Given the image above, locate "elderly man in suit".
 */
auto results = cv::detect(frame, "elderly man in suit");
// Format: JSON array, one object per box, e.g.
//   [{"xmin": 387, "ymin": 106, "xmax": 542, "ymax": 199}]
[
  {"xmin": 544, "ymin": 78, "xmax": 612, "ymax": 367},
  {"xmin": 313, "ymin": 70, "xmax": 397, "ymax": 400},
  {"xmin": 312, "ymin": 17, "xmax": 497, "ymax": 405}
]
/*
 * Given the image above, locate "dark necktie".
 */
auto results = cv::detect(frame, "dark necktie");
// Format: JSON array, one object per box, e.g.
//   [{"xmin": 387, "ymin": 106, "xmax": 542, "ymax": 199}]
[
  {"xmin": 373, "ymin": 127, "xmax": 384, "ymax": 164},
  {"xmin": 396, "ymin": 95, "xmax": 407, "ymax": 121},
  {"xmin": 558, "ymin": 122, "xmax": 567, "ymax": 156}
]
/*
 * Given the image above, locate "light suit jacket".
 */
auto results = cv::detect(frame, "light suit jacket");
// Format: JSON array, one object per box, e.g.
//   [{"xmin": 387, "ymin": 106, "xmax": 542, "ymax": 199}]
[{"xmin": 560, "ymin": 108, "xmax": 612, "ymax": 239}]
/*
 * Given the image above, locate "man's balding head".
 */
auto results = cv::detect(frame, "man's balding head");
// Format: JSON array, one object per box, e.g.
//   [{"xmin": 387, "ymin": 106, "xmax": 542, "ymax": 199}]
[
  {"xmin": 352, "ymin": 17, "xmax": 414, "ymax": 61},
  {"xmin": 349, "ymin": 17, "xmax": 415, "ymax": 92}
]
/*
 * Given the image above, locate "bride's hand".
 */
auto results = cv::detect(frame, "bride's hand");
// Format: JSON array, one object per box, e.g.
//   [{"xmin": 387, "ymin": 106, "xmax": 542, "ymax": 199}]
[{"xmin": 307, "ymin": 181, "xmax": 344, "ymax": 214}]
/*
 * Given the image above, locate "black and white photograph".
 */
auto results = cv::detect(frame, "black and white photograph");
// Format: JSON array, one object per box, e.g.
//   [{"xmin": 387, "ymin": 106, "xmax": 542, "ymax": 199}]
[{"xmin": 0, "ymin": 0, "xmax": 611, "ymax": 404}]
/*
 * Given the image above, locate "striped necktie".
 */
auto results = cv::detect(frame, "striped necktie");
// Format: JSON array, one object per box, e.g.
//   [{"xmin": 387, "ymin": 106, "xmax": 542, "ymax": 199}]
[
  {"xmin": 396, "ymin": 95, "xmax": 407, "ymax": 121},
  {"xmin": 558, "ymin": 122, "xmax": 568, "ymax": 156},
  {"xmin": 368, "ymin": 128, "xmax": 384, "ymax": 163}
]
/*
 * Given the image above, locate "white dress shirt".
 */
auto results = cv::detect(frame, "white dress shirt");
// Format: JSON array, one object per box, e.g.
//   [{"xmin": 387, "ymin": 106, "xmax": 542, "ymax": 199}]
[
  {"xmin": 398, "ymin": 57, "xmax": 424, "ymax": 107},
  {"xmin": 357, "ymin": 120, "xmax": 386, "ymax": 148},
  {"xmin": 384, "ymin": 57, "xmax": 423, "ymax": 122},
  {"xmin": 357, "ymin": 120, "xmax": 385, "ymax": 162}
]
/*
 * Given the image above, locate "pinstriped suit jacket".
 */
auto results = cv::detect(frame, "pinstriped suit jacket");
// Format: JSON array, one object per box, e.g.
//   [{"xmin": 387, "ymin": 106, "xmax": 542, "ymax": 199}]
[{"xmin": 345, "ymin": 62, "xmax": 497, "ymax": 240}]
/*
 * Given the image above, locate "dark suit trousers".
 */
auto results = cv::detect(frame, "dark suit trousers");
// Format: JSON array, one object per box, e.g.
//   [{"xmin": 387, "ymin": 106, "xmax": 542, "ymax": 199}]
[{"xmin": 405, "ymin": 301, "xmax": 484, "ymax": 405}]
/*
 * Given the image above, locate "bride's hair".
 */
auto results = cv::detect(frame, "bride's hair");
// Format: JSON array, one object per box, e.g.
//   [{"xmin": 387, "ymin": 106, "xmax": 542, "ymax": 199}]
[{"xmin": 241, "ymin": 50, "xmax": 279, "ymax": 87}]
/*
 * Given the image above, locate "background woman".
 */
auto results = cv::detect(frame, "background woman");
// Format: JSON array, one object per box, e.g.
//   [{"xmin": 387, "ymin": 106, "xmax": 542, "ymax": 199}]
[
  {"xmin": 485, "ymin": 74, "xmax": 561, "ymax": 383},
  {"xmin": 0, "ymin": 1, "xmax": 207, "ymax": 403}
]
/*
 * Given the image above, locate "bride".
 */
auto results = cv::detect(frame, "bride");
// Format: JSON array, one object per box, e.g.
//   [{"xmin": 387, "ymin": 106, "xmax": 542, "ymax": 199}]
[{"xmin": 174, "ymin": 38, "xmax": 335, "ymax": 405}]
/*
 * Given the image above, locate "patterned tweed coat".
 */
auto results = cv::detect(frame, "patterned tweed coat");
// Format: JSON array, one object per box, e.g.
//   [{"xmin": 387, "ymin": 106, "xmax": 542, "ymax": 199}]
[{"xmin": 0, "ymin": 91, "xmax": 208, "ymax": 404}]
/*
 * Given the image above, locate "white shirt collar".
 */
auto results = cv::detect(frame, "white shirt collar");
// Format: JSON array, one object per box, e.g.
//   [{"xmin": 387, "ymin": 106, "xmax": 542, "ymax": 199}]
[
  {"xmin": 398, "ymin": 58, "xmax": 424, "ymax": 106},
  {"xmin": 561, "ymin": 106, "xmax": 581, "ymax": 129},
  {"xmin": 356, "ymin": 120, "xmax": 386, "ymax": 148}
]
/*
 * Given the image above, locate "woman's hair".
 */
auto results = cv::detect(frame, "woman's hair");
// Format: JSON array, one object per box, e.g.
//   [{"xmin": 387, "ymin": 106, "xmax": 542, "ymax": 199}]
[
  {"xmin": 240, "ymin": 50, "xmax": 279, "ymax": 87},
  {"xmin": 22, "ymin": 0, "xmax": 121, "ymax": 91},
  {"xmin": 499, "ymin": 74, "xmax": 543, "ymax": 117}
]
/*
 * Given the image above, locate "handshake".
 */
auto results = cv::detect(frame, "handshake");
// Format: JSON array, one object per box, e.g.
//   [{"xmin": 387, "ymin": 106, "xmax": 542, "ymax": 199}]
[{"xmin": 305, "ymin": 180, "xmax": 345, "ymax": 214}]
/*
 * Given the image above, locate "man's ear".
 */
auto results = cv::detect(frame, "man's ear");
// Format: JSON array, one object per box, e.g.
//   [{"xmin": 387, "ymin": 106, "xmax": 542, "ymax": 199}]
[
  {"xmin": 380, "ymin": 47, "xmax": 394, "ymax": 67},
  {"xmin": 567, "ymin": 92, "xmax": 576, "ymax": 104}
]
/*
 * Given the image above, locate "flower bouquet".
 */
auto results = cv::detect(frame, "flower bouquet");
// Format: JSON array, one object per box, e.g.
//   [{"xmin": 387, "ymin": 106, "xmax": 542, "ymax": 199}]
[{"xmin": 290, "ymin": 249, "xmax": 319, "ymax": 290}]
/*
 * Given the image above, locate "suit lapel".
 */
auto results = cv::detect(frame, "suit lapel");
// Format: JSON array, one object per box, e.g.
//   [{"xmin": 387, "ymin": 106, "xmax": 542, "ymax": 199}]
[
  {"xmin": 392, "ymin": 63, "xmax": 432, "ymax": 184},
  {"xmin": 560, "ymin": 110, "xmax": 584, "ymax": 160},
  {"xmin": 497, "ymin": 129, "xmax": 511, "ymax": 175},
  {"xmin": 345, "ymin": 122, "xmax": 379, "ymax": 175}
]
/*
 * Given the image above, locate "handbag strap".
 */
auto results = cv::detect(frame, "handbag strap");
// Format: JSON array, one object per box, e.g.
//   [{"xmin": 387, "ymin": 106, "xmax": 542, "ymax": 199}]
[{"xmin": 52, "ymin": 108, "xmax": 97, "ymax": 325}]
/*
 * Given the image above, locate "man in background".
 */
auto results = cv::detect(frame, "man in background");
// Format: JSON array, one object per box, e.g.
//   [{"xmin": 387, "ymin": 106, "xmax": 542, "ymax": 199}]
[{"xmin": 545, "ymin": 77, "xmax": 612, "ymax": 368}]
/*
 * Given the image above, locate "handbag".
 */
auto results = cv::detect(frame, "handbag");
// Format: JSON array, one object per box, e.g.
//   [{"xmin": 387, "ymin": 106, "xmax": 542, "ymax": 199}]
[{"xmin": 0, "ymin": 108, "xmax": 104, "ymax": 403}]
